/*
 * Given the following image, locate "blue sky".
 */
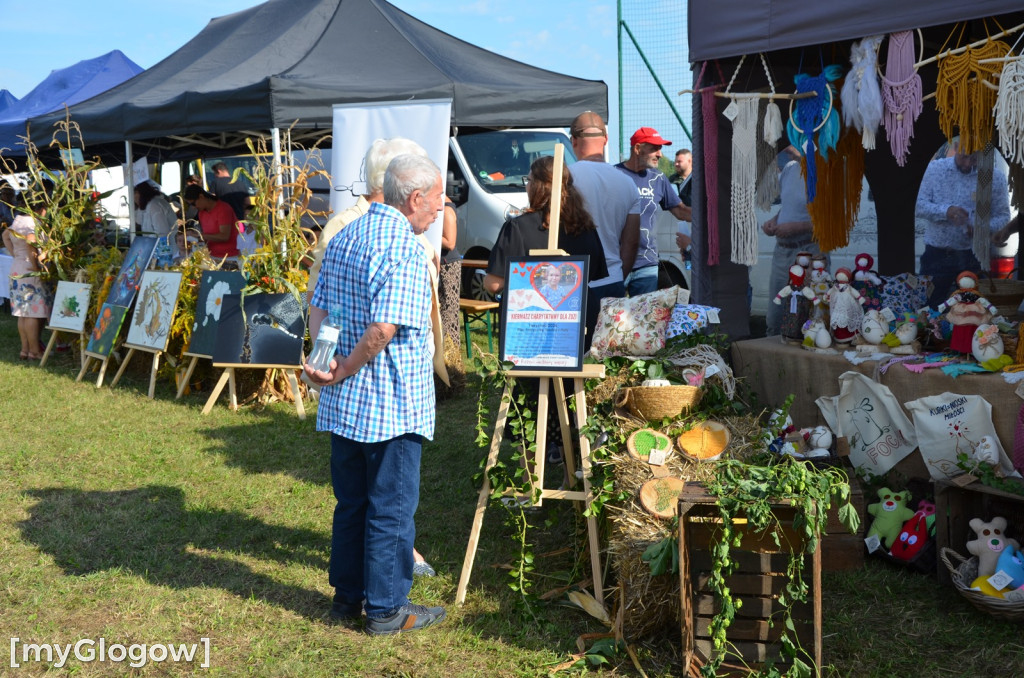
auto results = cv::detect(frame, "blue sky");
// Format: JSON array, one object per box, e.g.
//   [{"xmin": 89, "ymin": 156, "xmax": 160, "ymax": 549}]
[{"xmin": 1, "ymin": 0, "xmax": 627, "ymax": 145}]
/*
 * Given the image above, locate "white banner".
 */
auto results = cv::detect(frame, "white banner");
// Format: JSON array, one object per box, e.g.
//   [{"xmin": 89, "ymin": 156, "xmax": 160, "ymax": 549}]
[{"xmin": 330, "ymin": 99, "xmax": 452, "ymax": 253}]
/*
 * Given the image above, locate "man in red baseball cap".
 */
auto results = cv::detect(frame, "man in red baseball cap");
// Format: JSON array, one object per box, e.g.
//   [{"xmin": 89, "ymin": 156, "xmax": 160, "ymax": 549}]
[{"xmin": 614, "ymin": 127, "xmax": 692, "ymax": 296}]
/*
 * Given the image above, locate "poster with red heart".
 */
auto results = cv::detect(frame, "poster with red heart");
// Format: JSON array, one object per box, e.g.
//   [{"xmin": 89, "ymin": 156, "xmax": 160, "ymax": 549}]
[{"xmin": 500, "ymin": 256, "xmax": 589, "ymax": 370}]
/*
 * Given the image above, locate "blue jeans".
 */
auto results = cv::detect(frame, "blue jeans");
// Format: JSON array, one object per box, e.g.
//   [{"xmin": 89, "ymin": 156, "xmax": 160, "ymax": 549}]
[
  {"xmin": 920, "ymin": 245, "xmax": 981, "ymax": 309},
  {"xmin": 329, "ymin": 432, "xmax": 421, "ymax": 618},
  {"xmin": 625, "ymin": 266, "xmax": 658, "ymax": 297}
]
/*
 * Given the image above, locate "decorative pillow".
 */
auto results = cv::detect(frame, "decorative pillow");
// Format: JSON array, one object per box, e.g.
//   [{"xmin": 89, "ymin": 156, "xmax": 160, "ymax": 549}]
[
  {"xmin": 666, "ymin": 304, "xmax": 721, "ymax": 338},
  {"xmin": 589, "ymin": 286, "xmax": 679, "ymax": 359},
  {"xmin": 880, "ymin": 273, "xmax": 933, "ymax": 315}
]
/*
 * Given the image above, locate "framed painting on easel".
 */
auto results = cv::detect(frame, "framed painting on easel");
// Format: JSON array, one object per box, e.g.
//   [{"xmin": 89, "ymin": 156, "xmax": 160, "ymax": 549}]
[
  {"xmin": 175, "ymin": 270, "xmax": 246, "ymax": 399},
  {"xmin": 499, "ymin": 255, "xmax": 589, "ymax": 371},
  {"xmin": 41, "ymin": 281, "xmax": 91, "ymax": 367},
  {"xmin": 112, "ymin": 271, "xmax": 183, "ymax": 398}
]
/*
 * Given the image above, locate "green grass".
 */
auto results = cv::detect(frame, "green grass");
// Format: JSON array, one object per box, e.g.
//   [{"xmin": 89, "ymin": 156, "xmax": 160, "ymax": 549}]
[{"xmin": 0, "ymin": 313, "xmax": 1020, "ymax": 676}]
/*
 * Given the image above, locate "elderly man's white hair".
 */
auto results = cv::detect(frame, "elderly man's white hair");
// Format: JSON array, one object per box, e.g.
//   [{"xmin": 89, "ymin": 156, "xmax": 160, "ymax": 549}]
[
  {"xmin": 383, "ymin": 154, "xmax": 441, "ymax": 206},
  {"xmin": 364, "ymin": 137, "xmax": 429, "ymax": 195}
]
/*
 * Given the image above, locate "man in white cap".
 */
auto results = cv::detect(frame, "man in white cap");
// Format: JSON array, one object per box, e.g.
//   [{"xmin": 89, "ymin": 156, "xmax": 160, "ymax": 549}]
[{"xmin": 615, "ymin": 127, "xmax": 692, "ymax": 296}]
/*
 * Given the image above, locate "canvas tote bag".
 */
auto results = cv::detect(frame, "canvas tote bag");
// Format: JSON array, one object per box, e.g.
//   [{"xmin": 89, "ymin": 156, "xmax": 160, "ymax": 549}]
[
  {"xmin": 816, "ymin": 371, "xmax": 917, "ymax": 477},
  {"xmin": 904, "ymin": 392, "xmax": 1020, "ymax": 480}
]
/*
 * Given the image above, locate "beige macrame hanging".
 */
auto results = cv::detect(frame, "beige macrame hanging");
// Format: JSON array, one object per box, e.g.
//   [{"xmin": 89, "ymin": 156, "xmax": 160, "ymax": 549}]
[
  {"xmin": 935, "ymin": 23, "xmax": 1012, "ymax": 154},
  {"xmin": 721, "ymin": 54, "xmax": 765, "ymax": 266},
  {"xmin": 994, "ymin": 31, "xmax": 1024, "ymax": 167}
]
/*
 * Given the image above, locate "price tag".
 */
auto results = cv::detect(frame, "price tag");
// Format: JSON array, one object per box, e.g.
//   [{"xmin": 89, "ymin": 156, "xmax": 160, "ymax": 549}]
[
  {"xmin": 987, "ymin": 570, "xmax": 1014, "ymax": 591},
  {"xmin": 707, "ymin": 309, "xmax": 721, "ymax": 324},
  {"xmin": 880, "ymin": 307, "xmax": 896, "ymax": 323},
  {"xmin": 704, "ymin": 364, "xmax": 721, "ymax": 378},
  {"xmin": 864, "ymin": 535, "xmax": 882, "ymax": 553},
  {"xmin": 1004, "ymin": 587, "xmax": 1024, "ymax": 602},
  {"xmin": 722, "ymin": 100, "xmax": 739, "ymax": 121},
  {"xmin": 648, "ymin": 448, "xmax": 667, "ymax": 466}
]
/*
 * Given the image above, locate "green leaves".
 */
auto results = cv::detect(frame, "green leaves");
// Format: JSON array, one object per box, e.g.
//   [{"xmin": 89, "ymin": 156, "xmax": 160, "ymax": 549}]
[{"xmin": 641, "ymin": 536, "xmax": 678, "ymax": 576}]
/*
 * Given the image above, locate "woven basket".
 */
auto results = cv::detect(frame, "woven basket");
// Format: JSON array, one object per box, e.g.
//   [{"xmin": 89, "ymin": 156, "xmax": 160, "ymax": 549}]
[
  {"xmin": 940, "ymin": 547, "xmax": 1024, "ymax": 622},
  {"xmin": 615, "ymin": 385, "xmax": 702, "ymax": 421},
  {"xmin": 981, "ymin": 278, "xmax": 1024, "ymax": 319}
]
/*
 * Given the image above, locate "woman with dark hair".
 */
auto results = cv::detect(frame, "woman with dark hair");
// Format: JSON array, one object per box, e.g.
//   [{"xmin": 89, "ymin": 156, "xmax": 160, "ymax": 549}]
[
  {"xmin": 182, "ymin": 184, "xmax": 240, "ymax": 261},
  {"xmin": 483, "ymin": 155, "xmax": 608, "ymax": 338},
  {"xmin": 135, "ymin": 181, "xmax": 178, "ymax": 265}
]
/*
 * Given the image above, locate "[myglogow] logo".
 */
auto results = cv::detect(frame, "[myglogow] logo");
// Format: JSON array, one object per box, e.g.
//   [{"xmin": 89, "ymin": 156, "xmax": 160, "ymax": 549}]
[{"xmin": 10, "ymin": 637, "xmax": 211, "ymax": 669}]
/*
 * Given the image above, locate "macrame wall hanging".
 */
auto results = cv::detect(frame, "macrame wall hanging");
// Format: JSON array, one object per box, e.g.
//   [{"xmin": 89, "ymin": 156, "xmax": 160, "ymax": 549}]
[
  {"xmin": 754, "ymin": 54, "xmax": 785, "ymax": 212},
  {"xmin": 787, "ymin": 63, "xmax": 843, "ymax": 203},
  {"xmin": 994, "ymin": 30, "xmax": 1024, "ymax": 166},
  {"xmin": 973, "ymin": 142, "xmax": 996, "ymax": 272},
  {"xmin": 720, "ymin": 54, "xmax": 780, "ymax": 267},
  {"xmin": 933, "ymin": 21, "xmax": 1011, "ymax": 154},
  {"xmin": 840, "ymin": 35, "xmax": 884, "ymax": 150},
  {"xmin": 880, "ymin": 31, "xmax": 923, "ymax": 167},
  {"xmin": 804, "ymin": 126, "xmax": 865, "ymax": 252},
  {"xmin": 694, "ymin": 61, "xmax": 727, "ymax": 266}
]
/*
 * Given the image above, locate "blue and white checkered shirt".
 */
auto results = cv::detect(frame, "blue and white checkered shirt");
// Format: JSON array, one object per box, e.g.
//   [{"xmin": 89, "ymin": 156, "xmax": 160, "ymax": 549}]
[
  {"xmin": 916, "ymin": 156, "xmax": 1011, "ymax": 251},
  {"xmin": 311, "ymin": 202, "xmax": 435, "ymax": 442}
]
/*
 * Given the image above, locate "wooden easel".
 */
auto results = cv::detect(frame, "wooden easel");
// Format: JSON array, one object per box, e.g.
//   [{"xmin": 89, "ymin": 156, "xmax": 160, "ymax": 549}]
[
  {"xmin": 457, "ymin": 144, "xmax": 607, "ymax": 605},
  {"xmin": 109, "ymin": 343, "xmax": 165, "ymax": 399},
  {"xmin": 77, "ymin": 350, "xmax": 116, "ymax": 387},
  {"xmin": 175, "ymin": 352, "xmax": 206, "ymax": 399},
  {"xmin": 456, "ymin": 363, "xmax": 606, "ymax": 606},
  {"xmin": 201, "ymin": 363, "xmax": 307, "ymax": 420},
  {"xmin": 39, "ymin": 327, "xmax": 87, "ymax": 369}
]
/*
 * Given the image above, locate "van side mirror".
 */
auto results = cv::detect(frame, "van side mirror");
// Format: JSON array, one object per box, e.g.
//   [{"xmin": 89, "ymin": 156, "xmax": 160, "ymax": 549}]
[{"xmin": 446, "ymin": 171, "xmax": 467, "ymax": 205}]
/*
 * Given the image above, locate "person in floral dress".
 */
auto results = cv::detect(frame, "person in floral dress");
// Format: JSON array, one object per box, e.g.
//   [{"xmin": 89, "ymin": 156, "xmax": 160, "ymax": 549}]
[{"xmin": 2, "ymin": 194, "xmax": 52, "ymax": 360}]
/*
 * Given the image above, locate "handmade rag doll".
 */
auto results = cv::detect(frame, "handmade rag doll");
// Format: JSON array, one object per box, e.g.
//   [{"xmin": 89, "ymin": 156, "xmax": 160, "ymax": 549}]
[
  {"xmin": 774, "ymin": 264, "xmax": 818, "ymax": 342},
  {"xmin": 824, "ymin": 267, "xmax": 865, "ymax": 343},
  {"xmin": 852, "ymin": 253, "xmax": 883, "ymax": 311},
  {"xmin": 938, "ymin": 271, "xmax": 996, "ymax": 354}
]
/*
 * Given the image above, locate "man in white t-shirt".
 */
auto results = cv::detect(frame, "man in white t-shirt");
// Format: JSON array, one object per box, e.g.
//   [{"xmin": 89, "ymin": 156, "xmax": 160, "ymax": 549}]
[{"xmin": 568, "ymin": 111, "xmax": 641, "ymax": 335}]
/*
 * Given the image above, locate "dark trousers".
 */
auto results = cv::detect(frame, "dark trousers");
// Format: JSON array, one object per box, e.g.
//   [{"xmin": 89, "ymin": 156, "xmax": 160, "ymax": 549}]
[{"xmin": 920, "ymin": 245, "xmax": 981, "ymax": 309}]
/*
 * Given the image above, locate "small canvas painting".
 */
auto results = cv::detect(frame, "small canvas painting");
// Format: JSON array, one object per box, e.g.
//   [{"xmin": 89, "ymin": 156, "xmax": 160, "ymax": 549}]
[
  {"xmin": 49, "ymin": 281, "xmax": 92, "ymax": 332},
  {"xmin": 126, "ymin": 271, "xmax": 182, "ymax": 351},
  {"xmin": 86, "ymin": 303, "xmax": 129, "ymax": 357},
  {"xmin": 187, "ymin": 270, "xmax": 246, "ymax": 357},
  {"xmin": 105, "ymin": 236, "xmax": 158, "ymax": 307},
  {"xmin": 212, "ymin": 292, "xmax": 305, "ymax": 366}
]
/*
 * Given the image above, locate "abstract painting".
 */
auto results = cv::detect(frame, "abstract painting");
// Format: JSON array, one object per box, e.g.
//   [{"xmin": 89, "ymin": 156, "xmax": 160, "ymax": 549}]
[
  {"xmin": 86, "ymin": 303, "xmax": 129, "ymax": 357},
  {"xmin": 126, "ymin": 271, "xmax": 183, "ymax": 351},
  {"xmin": 48, "ymin": 281, "xmax": 92, "ymax": 333},
  {"xmin": 104, "ymin": 236, "xmax": 158, "ymax": 307},
  {"xmin": 212, "ymin": 292, "xmax": 305, "ymax": 366},
  {"xmin": 186, "ymin": 270, "xmax": 246, "ymax": 357}
]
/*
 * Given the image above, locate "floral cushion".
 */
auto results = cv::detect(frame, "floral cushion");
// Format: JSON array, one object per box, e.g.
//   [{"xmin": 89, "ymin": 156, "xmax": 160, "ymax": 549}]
[
  {"xmin": 880, "ymin": 273, "xmax": 933, "ymax": 315},
  {"xmin": 666, "ymin": 304, "xmax": 721, "ymax": 338},
  {"xmin": 589, "ymin": 287, "xmax": 680, "ymax": 358}
]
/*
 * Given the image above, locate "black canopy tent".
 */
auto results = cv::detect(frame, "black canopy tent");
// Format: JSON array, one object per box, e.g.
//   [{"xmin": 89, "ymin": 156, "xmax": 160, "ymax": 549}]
[
  {"xmin": 27, "ymin": 0, "xmax": 607, "ymax": 162},
  {"xmin": 685, "ymin": 1, "xmax": 1024, "ymax": 340}
]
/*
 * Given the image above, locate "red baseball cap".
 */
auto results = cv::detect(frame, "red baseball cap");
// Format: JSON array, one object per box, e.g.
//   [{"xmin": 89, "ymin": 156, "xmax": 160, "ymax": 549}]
[{"xmin": 630, "ymin": 127, "xmax": 672, "ymax": 147}]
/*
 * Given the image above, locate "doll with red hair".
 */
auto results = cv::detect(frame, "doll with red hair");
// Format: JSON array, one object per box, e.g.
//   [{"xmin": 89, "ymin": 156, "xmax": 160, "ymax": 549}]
[
  {"xmin": 937, "ymin": 271, "xmax": 997, "ymax": 354},
  {"xmin": 773, "ymin": 262, "xmax": 818, "ymax": 342}
]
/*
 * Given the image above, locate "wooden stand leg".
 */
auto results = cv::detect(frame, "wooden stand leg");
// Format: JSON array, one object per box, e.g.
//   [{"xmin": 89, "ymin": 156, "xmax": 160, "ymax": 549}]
[
  {"xmin": 202, "ymin": 370, "xmax": 232, "ymax": 415},
  {"xmin": 176, "ymin": 356, "xmax": 199, "ymax": 400},
  {"xmin": 110, "ymin": 348, "xmax": 136, "ymax": 387},
  {"xmin": 76, "ymin": 356, "xmax": 94, "ymax": 383},
  {"xmin": 456, "ymin": 381, "xmax": 512, "ymax": 605},
  {"xmin": 227, "ymin": 368, "xmax": 237, "ymax": 410},
  {"xmin": 574, "ymin": 376, "xmax": 604, "ymax": 607},
  {"xmin": 39, "ymin": 332, "xmax": 59, "ymax": 367},
  {"xmin": 95, "ymin": 357, "xmax": 112, "ymax": 388},
  {"xmin": 79, "ymin": 332, "xmax": 87, "ymax": 370},
  {"xmin": 552, "ymin": 377, "xmax": 577, "ymax": 490},
  {"xmin": 679, "ymin": 507, "xmax": 694, "ymax": 673},
  {"xmin": 532, "ymin": 378, "xmax": 549, "ymax": 507},
  {"xmin": 286, "ymin": 370, "xmax": 306, "ymax": 420},
  {"xmin": 148, "ymin": 352, "xmax": 161, "ymax": 399}
]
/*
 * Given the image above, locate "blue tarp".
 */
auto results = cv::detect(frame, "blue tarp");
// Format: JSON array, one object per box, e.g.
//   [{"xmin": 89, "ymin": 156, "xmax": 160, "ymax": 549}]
[{"xmin": 0, "ymin": 50, "xmax": 142, "ymax": 155}]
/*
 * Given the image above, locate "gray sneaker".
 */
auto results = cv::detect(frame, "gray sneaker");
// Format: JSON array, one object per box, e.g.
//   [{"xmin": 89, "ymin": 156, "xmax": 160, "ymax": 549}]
[
  {"xmin": 413, "ymin": 560, "xmax": 436, "ymax": 577},
  {"xmin": 365, "ymin": 603, "xmax": 446, "ymax": 636}
]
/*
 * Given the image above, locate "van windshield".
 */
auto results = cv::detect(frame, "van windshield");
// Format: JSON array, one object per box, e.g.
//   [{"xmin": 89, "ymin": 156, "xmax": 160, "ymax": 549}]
[{"xmin": 456, "ymin": 131, "xmax": 576, "ymax": 194}]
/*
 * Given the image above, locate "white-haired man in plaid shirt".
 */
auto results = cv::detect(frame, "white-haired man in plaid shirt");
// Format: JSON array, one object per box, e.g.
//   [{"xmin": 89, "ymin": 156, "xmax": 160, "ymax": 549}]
[{"xmin": 304, "ymin": 153, "xmax": 446, "ymax": 636}]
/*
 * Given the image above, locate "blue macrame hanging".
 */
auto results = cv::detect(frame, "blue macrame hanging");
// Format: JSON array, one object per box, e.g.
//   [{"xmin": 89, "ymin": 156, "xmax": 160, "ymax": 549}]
[{"xmin": 787, "ymin": 64, "xmax": 843, "ymax": 202}]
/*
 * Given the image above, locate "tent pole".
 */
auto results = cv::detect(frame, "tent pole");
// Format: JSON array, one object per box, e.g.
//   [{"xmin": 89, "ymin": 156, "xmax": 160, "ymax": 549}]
[{"xmin": 125, "ymin": 140, "xmax": 134, "ymax": 244}]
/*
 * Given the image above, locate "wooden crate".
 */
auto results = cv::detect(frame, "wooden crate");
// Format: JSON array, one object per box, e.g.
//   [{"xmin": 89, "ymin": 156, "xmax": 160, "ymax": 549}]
[
  {"xmin": 934, "ymin": 478, "xmax": 1024, "ymax": 586},
  {"xmin": 678, "ymin": 483, "xmax": 822, "ymax": 677},
  {"xmin": 820, "ymin": 475, "xmax": 866, "ymax": 572}
]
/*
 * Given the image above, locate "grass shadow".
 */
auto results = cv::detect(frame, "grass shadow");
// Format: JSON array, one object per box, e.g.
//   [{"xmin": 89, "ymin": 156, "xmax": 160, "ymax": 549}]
[{"xmin": 19, "ymin": 485, "xmax": 331, "ymax": 621}]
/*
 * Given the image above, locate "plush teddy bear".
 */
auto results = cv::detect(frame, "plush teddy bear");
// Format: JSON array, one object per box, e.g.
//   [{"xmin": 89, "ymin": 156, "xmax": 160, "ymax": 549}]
[
  {"xmin": 867, "ymin": 488, "xmax": 915, "ymax": 549},
  {"xmin": 996, "ymin": 544, "xmax": 1024, "ymax": 590},
  {"xmin": 966, "ymin": 516, "xmax": 1020, "ymax": 578}
]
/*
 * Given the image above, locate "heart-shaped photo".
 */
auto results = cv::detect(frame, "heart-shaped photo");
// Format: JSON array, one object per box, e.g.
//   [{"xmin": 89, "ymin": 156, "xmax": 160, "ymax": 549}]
[{"xmin": 530, "ymin": 262, "xmax": 583, "ymax": 310}]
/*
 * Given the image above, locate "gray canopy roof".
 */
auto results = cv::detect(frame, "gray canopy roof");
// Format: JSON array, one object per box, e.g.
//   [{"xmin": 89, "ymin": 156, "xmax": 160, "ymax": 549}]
[
  {"xmin": 689, "ymin": 0, "xmax": 1024, "ymax": 61},
  {"xmin": 29, "ymin": 0, "xmax": 607, "ymax": 159}
]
